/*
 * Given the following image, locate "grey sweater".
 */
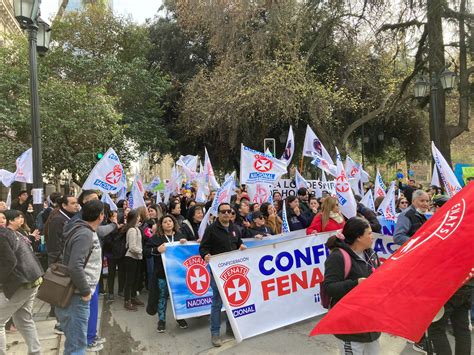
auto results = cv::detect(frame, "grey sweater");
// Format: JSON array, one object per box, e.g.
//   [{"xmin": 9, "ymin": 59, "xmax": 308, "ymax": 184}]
[{"xmin": 62, "ymin": 220, "xmax": 102, "ymax": 296}]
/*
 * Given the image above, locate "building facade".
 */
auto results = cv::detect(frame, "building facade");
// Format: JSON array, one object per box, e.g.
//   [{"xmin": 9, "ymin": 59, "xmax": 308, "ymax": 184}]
[{"xmin": 0, "ymin": 0, "xmax": 22, "ymax": 46}]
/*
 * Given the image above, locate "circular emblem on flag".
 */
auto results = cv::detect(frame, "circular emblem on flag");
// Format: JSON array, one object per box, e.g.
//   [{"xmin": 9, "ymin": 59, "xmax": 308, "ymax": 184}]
[
  {"xmin": 253, "ymin": 155, "xmax": 273, "ymax": 173},
  {"xmin": 350, "ymin": 166, "xmax": 359, "ymax": 178},
  {"xmin": 336, "ymin": 175, "xmax": 350, "ymax": 193},
  {"xmin": 105, "ymin": 164, "xmax": 122, "ymax": 185},
  {"xmin": 312, "ymin": 139, "xmax": 323, "ymax": 156},
  {"xmin": 283, "ymin": 142, "xmax": 292, "ymax": 160},
  {"xmin": 223, "ymin": 273, "xmax": 251, "ymax": 308},
  {"xmin": 185, "ymin": 264, "xmax": 210, "ymax": 296},
  {"xmin": 218, "ymin": 190, "xmax": 229, "ymax": 204}
]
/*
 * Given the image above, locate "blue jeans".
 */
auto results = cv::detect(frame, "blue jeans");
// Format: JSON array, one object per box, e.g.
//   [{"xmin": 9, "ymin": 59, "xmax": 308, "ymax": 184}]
[
  {"xmin": 210, "ymin": 275, "xmax": 231, "ymax": 336},
  {"xmin": 87, "ymin": 286, "xmax": 99, "ymax": 345},
  {"xmin": 56, "ymin": 294, "xmax": 90, "ymax": 355}
]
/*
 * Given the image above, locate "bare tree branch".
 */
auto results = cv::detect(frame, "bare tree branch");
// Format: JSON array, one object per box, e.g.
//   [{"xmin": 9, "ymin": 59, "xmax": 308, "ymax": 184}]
[
  {"xmin": 441, "ymin": 1, "xmax": 474, "ymax": 21},
  {"xmin": 341, "ymin": 95, "xmax": 392, "ymax": 145},
  {"xmin": 377, "ymin": 19, "xmax": 424, "ymax": 33}
]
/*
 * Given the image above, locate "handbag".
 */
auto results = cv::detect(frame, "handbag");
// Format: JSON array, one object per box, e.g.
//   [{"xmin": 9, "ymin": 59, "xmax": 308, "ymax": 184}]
[{"xmin": 37, "ymin": 237, "xmax": 92, "ymax": 308}]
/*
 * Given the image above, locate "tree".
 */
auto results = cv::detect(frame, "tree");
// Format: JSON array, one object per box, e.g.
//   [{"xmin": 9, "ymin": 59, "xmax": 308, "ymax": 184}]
[{"xmin": 377, "ymin": 0, "xmax": 473, "ymax": 166}]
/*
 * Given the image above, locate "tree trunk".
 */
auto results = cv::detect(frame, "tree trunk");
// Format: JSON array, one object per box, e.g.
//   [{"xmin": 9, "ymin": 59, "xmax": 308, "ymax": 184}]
[{"xmin": 427, "ymin": 0, "xmax": 450, "ymax": 165}]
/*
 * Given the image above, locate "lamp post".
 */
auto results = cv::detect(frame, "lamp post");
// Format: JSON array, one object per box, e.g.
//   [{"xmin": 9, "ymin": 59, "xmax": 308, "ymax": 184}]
[
  {"xmin": 13, "ymin": 0, "xmax": 51, "ymax": 215},
  {"xmin": 414, "ymin": 67, "xmax": 456, "ymax": 151},
  {"xmin": 415, "ymin": 67, "xmax": 456, "ymax": 180}
]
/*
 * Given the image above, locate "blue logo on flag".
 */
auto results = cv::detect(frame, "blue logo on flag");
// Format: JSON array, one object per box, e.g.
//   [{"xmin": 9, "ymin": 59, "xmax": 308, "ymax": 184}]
[{"xmin": 232, "ymin": 304, "xmax": 256, "ymax": 318}]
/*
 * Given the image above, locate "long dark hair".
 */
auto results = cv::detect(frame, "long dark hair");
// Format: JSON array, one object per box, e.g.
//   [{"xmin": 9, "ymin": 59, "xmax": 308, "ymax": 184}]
[{"xmin": 122, "ymin": 209, "xmax": 140, "ymax": 236}]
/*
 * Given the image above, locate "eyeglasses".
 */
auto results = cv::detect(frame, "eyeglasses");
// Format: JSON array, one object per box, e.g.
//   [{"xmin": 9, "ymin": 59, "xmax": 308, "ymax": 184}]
[
  {"xmin": 400, "ymin": 201, "xmax": 408, "ymax": 205},
  {"xmin": 231, "ymin": 212, "xmax": 236, "ymax": 215},
  {"xmin": 219, "ymin": 209, "xmax": 232, "ymax": 214},
  {"xmin": 256, "ymin": 216, "xmax": 264, "ymax": 220}
]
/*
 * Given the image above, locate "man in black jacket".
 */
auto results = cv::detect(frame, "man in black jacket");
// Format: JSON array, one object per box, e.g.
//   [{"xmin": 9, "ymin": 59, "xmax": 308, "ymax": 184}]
[
  {"xmin": 0, "ymin": 212, "xmax": 44, "ymax": 355},
  {"xmin": 199, "ymin": 203, "xmax": 247, "ymax": 347},
  {"xmin": 44, "ymin": 194, "xmax": 79, "ymax": 333},
  {"xmin": 45, "ymin": 195, "xmax": 79, "ymax": 264},
  {"xmin": 354, "ymin": 195, "xmax": 381, "ymax": 233}
]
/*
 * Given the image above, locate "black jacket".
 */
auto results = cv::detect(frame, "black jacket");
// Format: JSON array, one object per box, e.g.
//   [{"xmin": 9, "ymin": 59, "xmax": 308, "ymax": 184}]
[
  {"xmin": 357, "ymin": 203, "xmax": 382, "ymax": 233},
  {"xmin": 247, "ymin": 225, "xmax": 274, "ymax": 238},
  {"xmin": 199, "ymin": 220, "xmax": 243, "ymax": 258},
  {"xmin": 45, "ymin": 209, "xmax": 71, "ymax": 259},
  {"xmin": 0, "ymin": 227, "xmax": 44, "ymax": 298},
  {"xmin": 145, "ymin": 232, "xmax": 184, "ymax": 279},
  {"xmin": 181, "ymin": 220, "xmax": 200, "ymax": 241},
  {"xmin": 323, "ymin": 239, "xmax": 381, "ymax": 343}
]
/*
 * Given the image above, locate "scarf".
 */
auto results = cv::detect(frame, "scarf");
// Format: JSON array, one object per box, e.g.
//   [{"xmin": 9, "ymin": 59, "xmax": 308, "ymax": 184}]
[{"xmin": 329, "ymin": 211, "xmax": 344, "ymax": 224}]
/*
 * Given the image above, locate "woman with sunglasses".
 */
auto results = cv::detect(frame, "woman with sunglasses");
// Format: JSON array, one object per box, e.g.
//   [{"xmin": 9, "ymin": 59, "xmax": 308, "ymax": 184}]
[
  {"xmin": 247, "ymin": 211, "xmax": 274, "ymax": 239},
  {"xmin": 395, "ymin": 198, "xmax": 409, "ymax": 213},
  {"xmin": 307, "ymin": 196, "xmax": 345, "ymax": 235}
]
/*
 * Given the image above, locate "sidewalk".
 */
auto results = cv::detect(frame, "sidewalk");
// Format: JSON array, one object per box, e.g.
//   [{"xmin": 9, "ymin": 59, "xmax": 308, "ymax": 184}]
[{"xmin": 5, "ymin": 296, "xmax": 104, "ymax": 355}]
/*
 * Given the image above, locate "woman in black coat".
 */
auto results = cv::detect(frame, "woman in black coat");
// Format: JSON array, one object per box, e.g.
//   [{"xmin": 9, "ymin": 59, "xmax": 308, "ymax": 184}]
[{"xmin": 323, "ymin": 217, "xmax": 381, "ymax": 354}]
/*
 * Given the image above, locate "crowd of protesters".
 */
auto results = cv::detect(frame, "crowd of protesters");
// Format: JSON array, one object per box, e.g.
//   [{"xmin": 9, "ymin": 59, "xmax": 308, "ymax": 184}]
[{"xmin": 0, "ymin": 173, "xmax": 472, "ymax": 355}]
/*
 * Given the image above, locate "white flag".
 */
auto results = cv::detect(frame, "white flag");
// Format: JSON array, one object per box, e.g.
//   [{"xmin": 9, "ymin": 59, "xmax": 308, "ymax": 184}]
[
  {"xmin": 374, "ymin": 169, "xmax": 386, "ymax": 198},
  {"xmin": 302, "ymin": 125, "xmax": 334, "ymax": 164},
  {"xmin": 360, "ymin": 189, "xmax": 375, "ymax": 212},
  {"xmin": 377, "ymin": 181, "xmax": 397, "ymax": 221},
  {"xmin": 156, "ymin": 191, "xmax": 162, "ymax": 204},
  {"xmin": 294, "ymin": 168, "xmax": 308, "ymax": 190},
  {"xmin": 177, "ymin": 155, "xmax": 198, "ymax": 182},
  {"xmin": 129, "ymin": 179, "xmax": 146, "ymax": 209},
  {"xmin": 247, "ymin": 183, "xmax": 273, "ymax": 204},
  {"xmin": 195, "ymin": 173, "xmax": 208, "ymax": 203},
  {"xmin": 360, "ymin": 165, "xmax": 370, "ymax": 183},
  {"xmin": 204, "ymin": 147, "xmax": 220, "ymax": 190},
  {"xmin": 6, "ymin": 188, "xmax": 11, "ymax": 209},
  {"xmin": 240, "ymin": 145, "xmax": 287, "ymax": 185},
  {"xmin": 334, "ymin": 148, "xmax": 357, "ymax": 219},
  {"xmin": 310, "ymin": 153, "xmax": 337, "ymax": 177},
  {"xmin": 280, "ymin": 125, "xmax": 295, "ymax": 166},
  {"xmin": 198, "ymin": 208, "xmax": 212, "ymax": 239},
  {"xmin": 281, "ymin": 202, "xmax": 290, "ymax": 233},
  {"xmin": 345, "ymin": 155, "xmax": 363, "ymax": 195},
  {"xmin": 430, "ymin": 166, "xmax": 441, "ymax": 188},
  {"xmin": 210, "ymin": 172, "xmax": 235, "ymax": 216},
  {"xmin": 431, "ymin": 142, "xmax": 462, "ymax": 197},
  {"xmin": 117, "ymin": 186, "xmax": 127, "ymax": 201},
  {"xmin": 82, "ymin": 148, "xmax": 126, "ymax": 193},
  {"xmin": 0, "ymin": 169, "xmax": 15, "ymax": 187},
  {"xmin": 13, "ymin": 148, "xmax": 33, "ymax": 184},
  {"xmin": 101, "ymin": 192, "xmax": 118, "ymax": 211},
  {"xmin": 321, "ymin": 171, "xmax": 327, "ymax": 182}
]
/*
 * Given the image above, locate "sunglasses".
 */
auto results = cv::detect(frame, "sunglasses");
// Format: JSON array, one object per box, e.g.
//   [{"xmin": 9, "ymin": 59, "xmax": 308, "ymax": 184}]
[
  {"xmin": 400, "ymin": 201, "xmax": 408, "ymax": 204},
  {"xmin": 256, "ymin": 216, "xmax": 264, "ymax": 220},
  {"xmin": 219, "ymin": 209, "xmax": 233, "ymax": 214}
]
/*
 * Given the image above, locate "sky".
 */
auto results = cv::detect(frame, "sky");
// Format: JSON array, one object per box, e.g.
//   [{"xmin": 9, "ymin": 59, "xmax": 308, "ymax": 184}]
[{"xmin": 40, "ymin": 0, "xmax": 163, "ymax": 24}]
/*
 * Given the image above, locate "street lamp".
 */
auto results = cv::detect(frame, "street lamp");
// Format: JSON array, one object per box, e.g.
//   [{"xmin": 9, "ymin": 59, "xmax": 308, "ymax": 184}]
[
  {"xmin": 414, "ymin": 66, "xmax": 456, "ymax": 154},
  {"xmin": 13, "ymin": 0, "xmax": 51, "ymax": 215}
]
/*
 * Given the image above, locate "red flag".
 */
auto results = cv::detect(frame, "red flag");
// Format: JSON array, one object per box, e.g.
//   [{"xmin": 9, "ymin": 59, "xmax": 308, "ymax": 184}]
[{"xmin": 310, "ymin": 183, "xmax": 474, "ymax": 342}]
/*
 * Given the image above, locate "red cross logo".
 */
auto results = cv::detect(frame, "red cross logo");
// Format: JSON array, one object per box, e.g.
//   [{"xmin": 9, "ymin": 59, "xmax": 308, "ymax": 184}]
[
  {"xmin": 350, "ymin": 166, "xmax": 359, "ymax": 178},
  {"xmin": 218, "ymin": 190, "xmax": 229, "ymax": 204},
  {"xmin": 253, "ymin": 155, "xmax": 273, "ymax": 173},
  {"xmin": 186, "ymin": 264, "xmax": 210, "ymax": 296},
  {"xmin": 220, "ymin": 265, "xmax": 251, "ymax": 307},
  {"xmin": 336, "ymin": 175, "xmax": 350, "ymax": 193},
  {"xmin": 105, "ymin": 165, "xmax": 122, "ymax": 185}
]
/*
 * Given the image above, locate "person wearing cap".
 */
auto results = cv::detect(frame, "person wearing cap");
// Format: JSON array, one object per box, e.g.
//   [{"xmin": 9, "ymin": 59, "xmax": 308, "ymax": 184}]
[
  {"xmin": 247, "ymin": 211, "xmax": 274, "ymax": 239},
  {"xmin": 431, "ymin": 195, "xmax": 449, "ymax": 212}
]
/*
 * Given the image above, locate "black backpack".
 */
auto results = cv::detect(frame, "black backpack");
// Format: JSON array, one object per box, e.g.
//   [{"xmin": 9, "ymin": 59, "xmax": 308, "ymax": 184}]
[{"xmin": 111, "ymin": 230, "xmax": 127, "ymax": 259}]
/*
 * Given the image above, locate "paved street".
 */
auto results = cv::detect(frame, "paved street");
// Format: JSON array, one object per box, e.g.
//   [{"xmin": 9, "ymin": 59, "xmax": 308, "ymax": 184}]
[
  {"xmin": 6, "ymin": 294, "xmax": 472, "ymax": 354},
  {"xmin": 99, "ymin": 293, "xmax": 466, "ymax": 355}
]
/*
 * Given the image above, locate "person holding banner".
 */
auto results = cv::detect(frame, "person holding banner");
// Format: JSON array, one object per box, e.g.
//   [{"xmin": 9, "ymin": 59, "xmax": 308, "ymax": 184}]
[
  {"xmin": 323, "ymin": 217, "xmax": 381, "ymax": 354},
  {"xmin": 307, "ymin": 197, "xmax": 345, "ymax": 235},
  {"xmin": 199, "ymin": 203, "xmax": 247, "ymax": 347},
  {"xmin": 145, "ymin": 215, "xmax": 188, "ymax": 332}
]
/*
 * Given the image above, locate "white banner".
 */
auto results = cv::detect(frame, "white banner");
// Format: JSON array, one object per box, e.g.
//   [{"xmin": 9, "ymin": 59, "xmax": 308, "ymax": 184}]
[
  {"xmin": 272, "ymin": 179, "xmax": 335, "ymax": 199},
  {"xmin": 209, "ymin": 231, "xmax": 397, "ymax": 342}
]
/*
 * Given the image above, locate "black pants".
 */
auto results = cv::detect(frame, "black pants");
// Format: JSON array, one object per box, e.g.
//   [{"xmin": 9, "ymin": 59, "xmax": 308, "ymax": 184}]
[
  {"xmin": 429, "ymin": 285, "xmax": 472, "ymax": 355},
  {"xmin": 124, "ymin": 256, "xmax": 140, "ymax": 301},
  {"xmin": 108, "ymin": 257, "xmax": 125, "ymax": 295}
]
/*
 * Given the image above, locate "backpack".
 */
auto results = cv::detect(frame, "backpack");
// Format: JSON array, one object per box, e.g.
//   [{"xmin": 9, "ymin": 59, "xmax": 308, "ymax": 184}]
[{"xmin": 320, "ymin": 248, "xmax": 352, "ymax": 309}]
